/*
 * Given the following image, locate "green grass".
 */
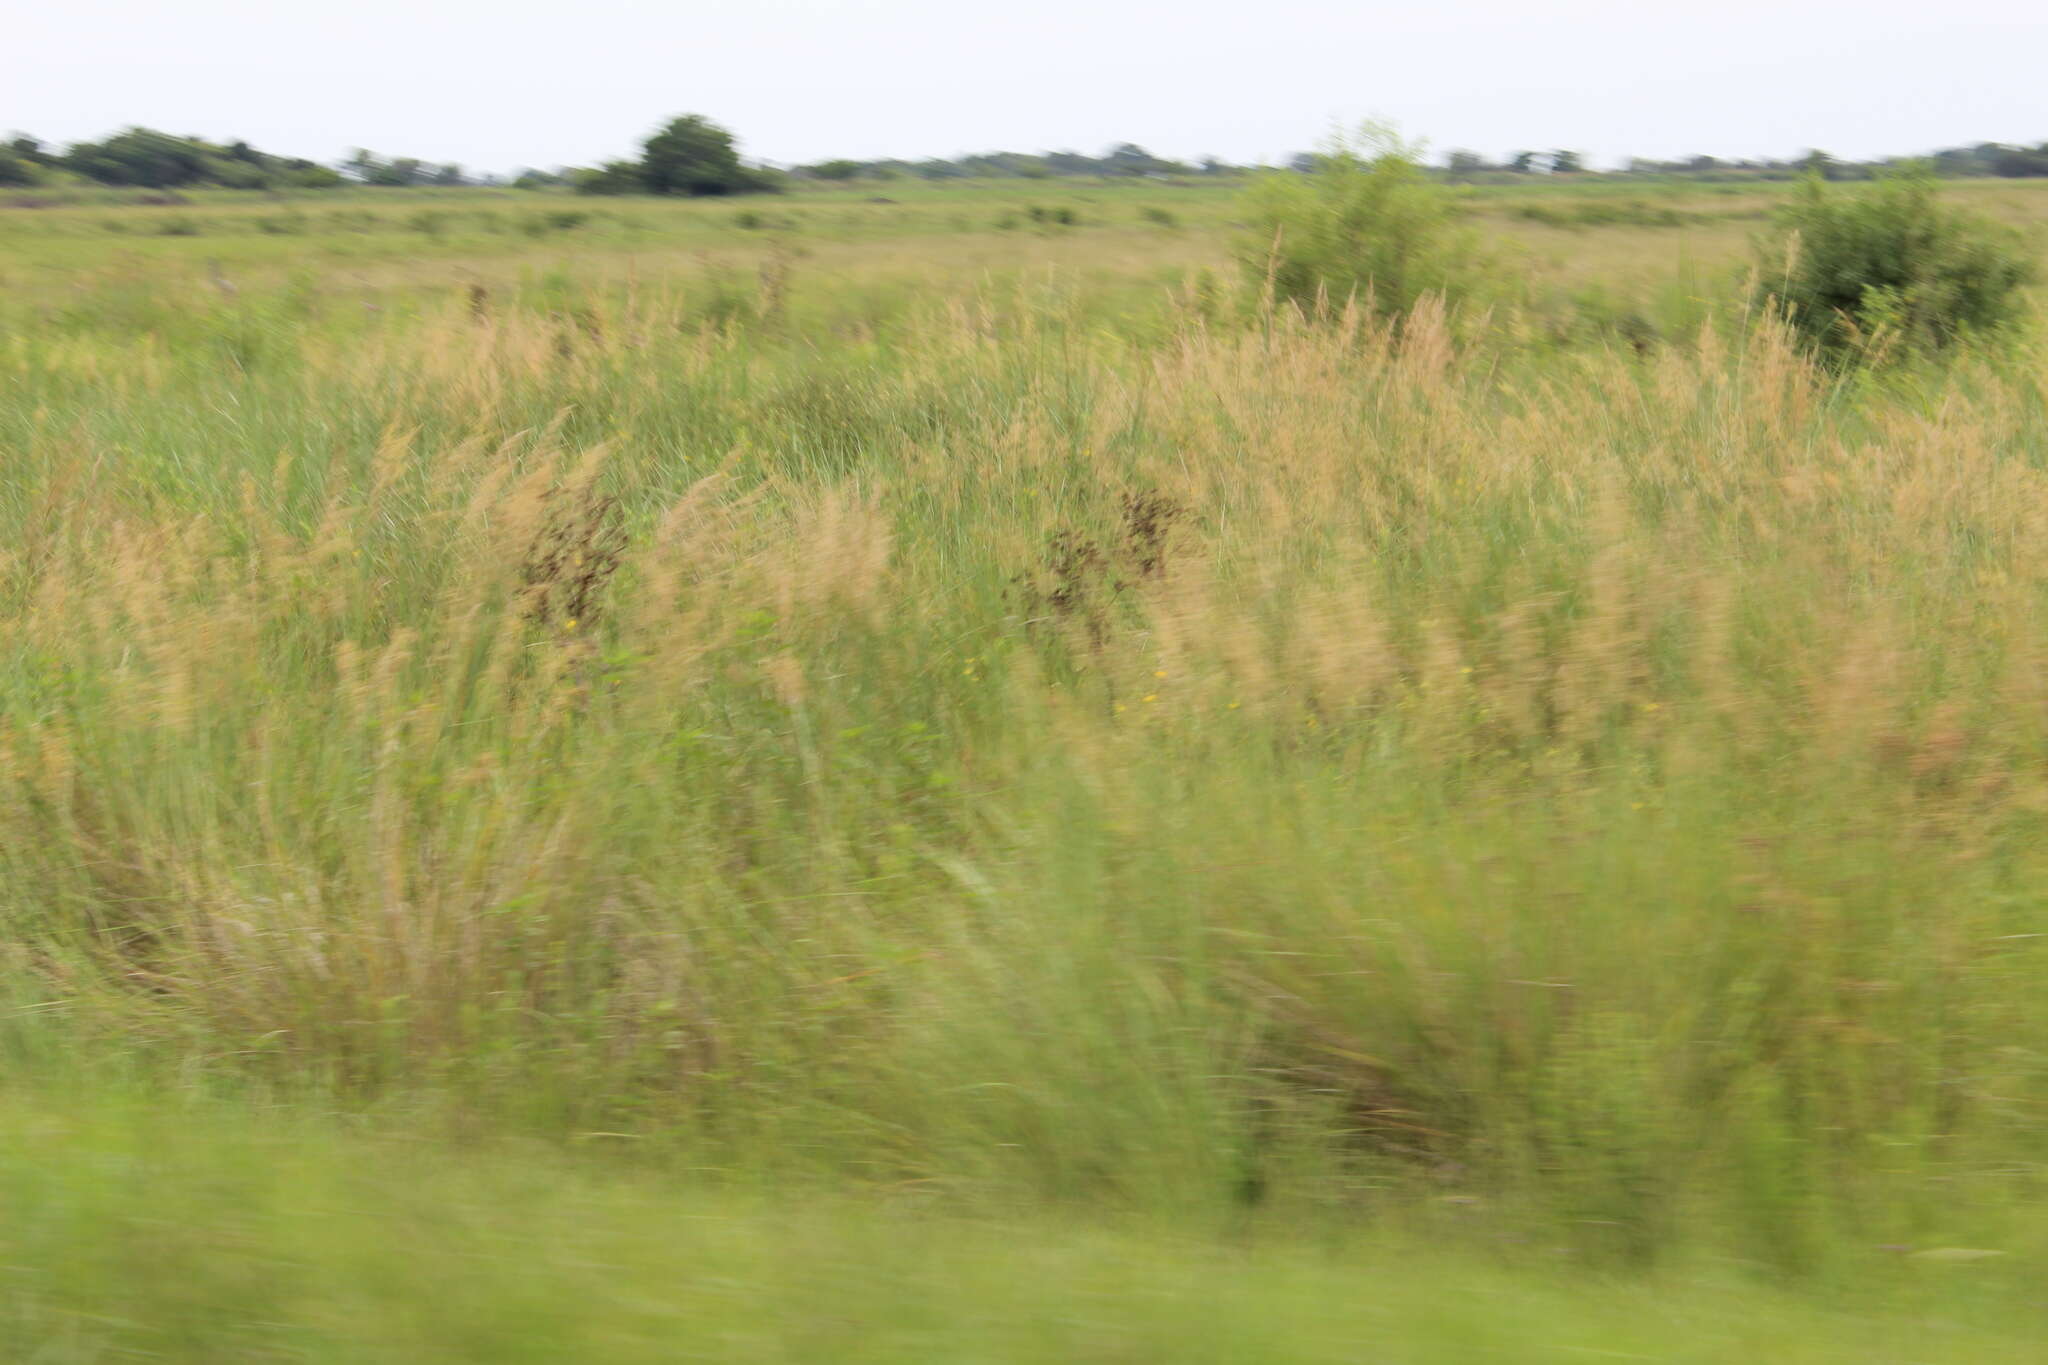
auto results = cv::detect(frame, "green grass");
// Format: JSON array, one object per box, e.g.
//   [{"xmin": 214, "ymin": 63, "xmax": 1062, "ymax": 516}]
[
  {"xmin": 4, "ymin": 175, "xmax": 2048, "ymax": 1355},
  {"xmin": 5, "ymin": 1092, "xmax": 2043, "ymax": 1363}
]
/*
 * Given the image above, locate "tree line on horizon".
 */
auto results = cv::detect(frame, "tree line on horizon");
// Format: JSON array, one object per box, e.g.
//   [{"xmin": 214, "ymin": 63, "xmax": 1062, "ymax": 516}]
[
  {"xmin": 1440, "ymin": 144, "xmax": 2048, "ymax": 183},
  {"xmin": 7, "ymin": 115, "xmax": 2048, "ymax": 197}
]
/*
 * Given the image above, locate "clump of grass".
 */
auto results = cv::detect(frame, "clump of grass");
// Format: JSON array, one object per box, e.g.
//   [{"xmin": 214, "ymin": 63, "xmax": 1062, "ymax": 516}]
[
  {"xmin": 1009, "ymin": 491, "xmax": 1186, "ymax": 648},
  {"xmin": 520, "ymin": 475, "xmax": 626, "ymax": 628}
]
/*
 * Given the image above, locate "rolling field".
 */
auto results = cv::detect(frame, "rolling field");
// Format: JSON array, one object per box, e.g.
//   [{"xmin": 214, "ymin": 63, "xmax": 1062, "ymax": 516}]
[{"xmin": 5, "ymin": 175, "xmax": 2048, "ymax": 1359}]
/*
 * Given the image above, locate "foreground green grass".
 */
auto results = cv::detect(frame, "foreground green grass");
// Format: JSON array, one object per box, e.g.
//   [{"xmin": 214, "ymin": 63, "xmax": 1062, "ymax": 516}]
[{"xmin": 4, "ymin": 1093, "xmax": 2041, "ymax": 1363}]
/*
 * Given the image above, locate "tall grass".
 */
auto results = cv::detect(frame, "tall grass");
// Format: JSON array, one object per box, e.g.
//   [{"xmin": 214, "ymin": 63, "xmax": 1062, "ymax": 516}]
[{"xmin": 3, "ymin": 231, "xmax": 2048, "ymax": 1283}]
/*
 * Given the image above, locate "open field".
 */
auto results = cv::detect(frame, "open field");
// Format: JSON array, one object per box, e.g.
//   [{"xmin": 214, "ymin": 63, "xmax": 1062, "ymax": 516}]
[{"xmin": 5, "ymin": 176, "xmax": 2048, "ymax": 1356}]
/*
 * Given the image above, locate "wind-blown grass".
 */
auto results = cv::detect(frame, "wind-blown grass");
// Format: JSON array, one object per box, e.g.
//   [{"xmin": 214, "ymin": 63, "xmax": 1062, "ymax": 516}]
[{"xmin": 3, "ymin": 188, "xmax": 2048, "ymax": 1349}]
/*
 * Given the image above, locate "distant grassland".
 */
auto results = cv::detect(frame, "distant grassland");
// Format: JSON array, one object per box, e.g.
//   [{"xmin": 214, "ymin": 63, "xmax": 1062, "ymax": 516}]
[
  {"xmin": 5, "ymin": 174, "xmax": 2042, "ymax": 334},
  {"xmin": 5, "ymin": 174, "xmax": 2048, "ymax": 1356}
]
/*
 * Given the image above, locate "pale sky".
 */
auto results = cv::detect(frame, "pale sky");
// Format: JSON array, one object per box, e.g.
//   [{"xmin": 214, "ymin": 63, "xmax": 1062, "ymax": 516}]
[{"xmin": 9, "ymin": 0, "xmax": 2044, "ymax": 173}]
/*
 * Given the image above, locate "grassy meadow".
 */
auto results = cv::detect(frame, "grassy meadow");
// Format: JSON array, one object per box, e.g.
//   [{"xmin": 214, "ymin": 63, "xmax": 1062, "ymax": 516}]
[{"xmin": 5, "ymin": 174, "xmax": 2048, "ymax": 1358}]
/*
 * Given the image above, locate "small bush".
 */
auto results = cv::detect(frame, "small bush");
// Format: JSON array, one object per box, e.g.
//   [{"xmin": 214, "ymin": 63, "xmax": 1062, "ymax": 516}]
[
  {"xmin": 1758, "ymin": 168, "xmax": 2036, "ymax": 361},
  {"xmin": 518, "ymin": 209, "xmax": 593, "ymax": 237},
  {"xmin": 1238, "ymin": 124, "xmax": 1497, "ymax": 320},
  {"xmin": 1026, "ymin": 204, "xmax": 1080, "ymax": 228},
  {"xmin": 1140, "ymin": 206, "xmax": 1180, "ymax": 229}
]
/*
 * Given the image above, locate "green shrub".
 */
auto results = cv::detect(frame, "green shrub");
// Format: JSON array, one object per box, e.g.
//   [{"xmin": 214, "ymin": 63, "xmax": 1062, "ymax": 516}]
[
  {"xmin": 0, "ymin": 147, "xmax": 43, "ymax": 187},
  {"xmin": 1759, "ymin": 168, "xmax": 2036, "ymax": 361},
  {"xmin": 518, "ymin": 209, "xmax": 592, "ymax": 237},
  {"xmin": 1238, "ymin": 124, "xmax": 1496, "ymax": 319}
]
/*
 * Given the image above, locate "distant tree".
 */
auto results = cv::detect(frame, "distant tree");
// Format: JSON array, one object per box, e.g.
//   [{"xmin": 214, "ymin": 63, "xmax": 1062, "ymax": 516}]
[
  {"xmin": 208, "ymin": 158, "xmax": 270, "ymax": 189},
  {"xmin": 803, "ymin": 159, "xmax": 865, "ymax": 181},
  {"xmin": 284, "ymin": 162, "xmax": 343, "ymax": 189},
  {"xmin": 1799, "ymin": 149, "xmax": 1840, "ymax": 181},
  {"xmin": 31, "ymin": 127, "xmax": 333, "ymax": 190},
  {"xmin": 0, "ymin": 146, "xmax": 38, "ymax": 187},
  {"xmin": 1991, "ymin": 144, "xmax": 2048, "ymax": 178},
  {"xmin": 1932, "ymin": 145, "xmax": 1998, "ymax": 177},
  {"xmin": 1287, "ymin": 152, "xmax": 1322, "ymax": 174},
  {"xmin": 639, "ymin": 114, "xmax": 750, "ymax": 195},
  {"xmin": 1445, "ymin": 149, "xmax": 1489, "ymax": 179},
  {"xmin": 1508, "ymin": 150, "xmax": 1540, "ymax": 174},
  {"xmin": 1550, "ymin": 149, "xmax": 1584, "ymax": 174},
  {"xmin": 572, "ymin": 160, "xmax": 648, "ymax": 195},
  {"xmin": 65, "ymin": 127, "xmax": 213, "ymax": 187},
  {"xmin": 1106, "ymin": 142, "xmax": 1181, "ymax": 176},
  {"xmin": 341, "ymin": 151, "xmax": 459, "ymax": 187}
]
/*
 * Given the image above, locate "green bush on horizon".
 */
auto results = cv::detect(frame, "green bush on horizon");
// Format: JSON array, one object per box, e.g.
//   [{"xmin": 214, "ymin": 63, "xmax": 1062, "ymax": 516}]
[{"xmin": 1758, "ymin": 167, "xmax": 2036, "ymax": 361}]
